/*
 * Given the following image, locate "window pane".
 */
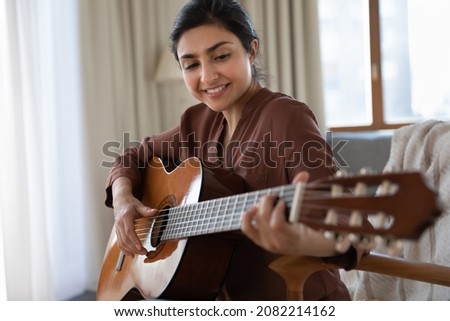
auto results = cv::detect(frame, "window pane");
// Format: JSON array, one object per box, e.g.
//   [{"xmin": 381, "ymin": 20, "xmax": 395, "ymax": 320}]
[
  {"xmin": 380, "ymin": 0, "xmax": 450, "ymax": 123},
  {"xmin": 319, "ymin": 0, "xmax": 372, "ymax": 128}
]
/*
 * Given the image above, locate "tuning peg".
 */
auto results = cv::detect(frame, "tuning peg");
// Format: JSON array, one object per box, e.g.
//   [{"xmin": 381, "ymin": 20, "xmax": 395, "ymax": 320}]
[
  {"xmin": 346, "ymin": 233, "xmax": 376, "ymax": 251},
  {"xmin": 335, "ymin": 235, "xmax": 351, "ymax": 253},
  {"xmin": 372, "ymin": 212, "xmax": 391, "ymax": 230},
  {"xmin": 359, "ymin": 235, "xmax": 377, "ymax": 250},
  {"xmin": 335, "ymin": 169, "xmax": 347, "ymax": 177},
  {"xmin": 386, "ymin": 239, "xmax": 403, "ymax": 256},
  {"xmin": 324, "ymin": 230, "xmax": 351, "ymax": 253},
  {"xmin": 374, "ymin": 235, "xmax": 386, "ymax": 247},
  {"xmin": 323, "ymin": 230, "xmax": 338, "ymax": 240},
  {"xmin": 347, "ymin": 232, "xmax": 360, "ymax": 243},
  {"xmin": 349, "ymin": 211, "xmax": 363, "ymax": 226},
  {"xmin": 358, "ymin": 167, "xmax": 373, "ymax": 175},
  {"xmin": 374, "ymin": 236, "xmax": 403, "ymax": 256}
]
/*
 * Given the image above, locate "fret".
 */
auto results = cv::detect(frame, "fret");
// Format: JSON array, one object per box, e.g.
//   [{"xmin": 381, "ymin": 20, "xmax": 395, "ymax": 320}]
[
  {"xmin": 207, "ymin": 199, "xmax": 216, "ymax": 233},
  {"xmin": 180, "ymin": 204, "xmax": 190, "ymax": 238},
  {"xmin": 217, "ymin": 199, "xmax": 225, "ymax": 232},
  {"xmin": 189, "ymin": 203, "xmax": 199, "ymax": 236},
  {"xmin": 235, "ymin": 193, "xmax": 248, "ymax": 229},
  {"xmin": 221, "ymin": 196, "xmax": 230, "ymax": 231},
  {"xmin": 252, "ymin": 190, "xmax": 260, "ymax": 205},
  {"xmin": 279, "ymin": 185, "xmax": 286, "ymax": 201},
  {"xmin": 195, "ymin": 201, "xmax": 205, "ymax": 236},
  {"xmin": 225, "ymin": 196, "xmax": 235, "ymax": 230},
  {"xmin": 185, "ymin": 203, "xmax": 197, "ymax": 238},
  {"xmin": 162, "ymin": 207, "xmax": 175, "ymax": 241},
  {"xmin": 213, "ymin": 197, "xmax": 223, "ymax": 233},
  {"xmin": 170, "ymin": 207, "xmax": 180, "ymax": 239},
  {"xmin": 171, "ymin": 205, "xmax": 180, "ymax": 239},
  {"xmin": 201, "ymin": 200, "xmax": 210, "ymax": 235}
]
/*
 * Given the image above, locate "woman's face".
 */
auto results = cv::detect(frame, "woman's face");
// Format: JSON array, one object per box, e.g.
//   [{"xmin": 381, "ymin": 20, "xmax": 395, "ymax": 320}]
[{"xmin": 177, "ymin": 24, "xmax": 258, "ymax": 113}]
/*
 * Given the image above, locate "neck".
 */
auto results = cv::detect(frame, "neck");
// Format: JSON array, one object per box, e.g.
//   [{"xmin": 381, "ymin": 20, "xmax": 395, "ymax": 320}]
[
  {"xmin": 221, "ymin": 80, "xmax": 262, "ymax": 143},
  {"xmin": 153, "ymin": 183, "xmax": 300, "ymax": 242}
]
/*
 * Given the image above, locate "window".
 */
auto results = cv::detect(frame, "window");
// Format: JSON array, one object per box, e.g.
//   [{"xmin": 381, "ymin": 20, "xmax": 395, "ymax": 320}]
[{"xmin": 319, "ymin": 0, "xmax": 450, "ymax": 131}]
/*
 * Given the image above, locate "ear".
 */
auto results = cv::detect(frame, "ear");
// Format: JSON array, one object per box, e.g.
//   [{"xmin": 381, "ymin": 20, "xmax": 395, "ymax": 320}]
[{"xmin": 249, "ymin": 39, "xmax": 259, "ymax": 64}]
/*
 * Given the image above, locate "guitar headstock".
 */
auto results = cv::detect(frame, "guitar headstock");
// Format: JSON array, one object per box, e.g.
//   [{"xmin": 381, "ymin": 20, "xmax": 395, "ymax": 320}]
[{"xmin": 298, "ymin": 170, "xmax": 443, "ymax": 253}]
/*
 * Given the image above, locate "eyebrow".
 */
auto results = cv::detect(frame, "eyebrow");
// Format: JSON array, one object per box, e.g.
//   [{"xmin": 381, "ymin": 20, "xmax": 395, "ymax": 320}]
[{"xmin": 179, "ymin": 41, "xmax": 233, "ymax": 60}]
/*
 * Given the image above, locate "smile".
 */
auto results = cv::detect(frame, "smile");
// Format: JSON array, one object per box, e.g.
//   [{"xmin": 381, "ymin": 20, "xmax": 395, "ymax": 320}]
[{"xmin": 205, "ymin": 84, "xmax": 227, "ymax": 94}]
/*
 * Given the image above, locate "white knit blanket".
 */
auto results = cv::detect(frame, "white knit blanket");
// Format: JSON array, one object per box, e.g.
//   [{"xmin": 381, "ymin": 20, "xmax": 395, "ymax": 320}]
[{"xmin": 342, "ymin": 120, "xmax": 450, "ymax": 300}]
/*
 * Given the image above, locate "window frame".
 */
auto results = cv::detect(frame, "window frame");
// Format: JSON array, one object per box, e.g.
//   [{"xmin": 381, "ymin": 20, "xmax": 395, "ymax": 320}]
[{"xmin": 329, "ymin": 0, "xmax": 412, "ymax": 132}]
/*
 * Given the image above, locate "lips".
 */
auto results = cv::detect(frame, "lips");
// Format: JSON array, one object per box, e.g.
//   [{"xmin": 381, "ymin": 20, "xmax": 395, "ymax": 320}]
[{"xmin": 204, "ymin": 84, "xmax": 228, "ymax": 94}]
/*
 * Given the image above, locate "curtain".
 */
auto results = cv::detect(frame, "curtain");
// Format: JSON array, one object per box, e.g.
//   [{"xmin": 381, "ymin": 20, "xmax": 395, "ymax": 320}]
[
  {"xmin": 0, "ymin": 0, "xmax": 87, "ymax": 300},
  {"xmin": 0, "ymin": 0, "xmax": 9, "ymax": 302},
  {"xmin": 77, "ymin": 0, "xmax": 194, "ymax": 294},
  {"xmin": 241, "ymin": 0, "xmax": 326, "ymax": 130}
]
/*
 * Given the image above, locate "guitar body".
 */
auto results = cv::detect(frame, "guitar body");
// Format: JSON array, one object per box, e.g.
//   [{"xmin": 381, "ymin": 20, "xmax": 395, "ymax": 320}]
[{"xmin": 96, "ymin": 157, "xmax": 245, "ymax": 300}]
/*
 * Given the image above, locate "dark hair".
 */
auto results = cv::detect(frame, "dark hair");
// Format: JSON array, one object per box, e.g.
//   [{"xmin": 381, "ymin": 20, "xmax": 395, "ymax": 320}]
[{"xmin": 169, "ymin": 0, "xmax": 262, "ymax": 78}]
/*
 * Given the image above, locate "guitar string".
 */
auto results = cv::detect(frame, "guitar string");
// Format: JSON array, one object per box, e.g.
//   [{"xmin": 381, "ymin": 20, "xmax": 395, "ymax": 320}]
[
  {"xmin": 134, "ymin": 186, "xmax": 355, "ymax": 230},
  {"xmin": 134, "ymin": 187, "xmax": 301, "ymax": 231},
  {"xmin": 134, "ymin": 201, "xmax": 360, "ymax": 240},
  {"xmin": 134, "ymin": 187, "xmax": 298, "ymax": 240},
  {"xmin": 133, "ymin": 184, "xmax": 359, "ymax": 242},
  {"xmin": 133, "ymin": 186, "xmax": 355, "ymax": 231}
]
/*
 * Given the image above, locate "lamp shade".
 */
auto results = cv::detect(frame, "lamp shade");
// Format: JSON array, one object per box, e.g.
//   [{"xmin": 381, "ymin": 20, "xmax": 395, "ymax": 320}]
[{"xmin": 154, "ymin": 50, "xmax": 183, "ymax": 82}]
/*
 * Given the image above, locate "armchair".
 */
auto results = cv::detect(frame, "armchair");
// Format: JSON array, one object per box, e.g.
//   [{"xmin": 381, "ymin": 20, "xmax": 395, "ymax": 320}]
[
  {"xmin": 269, "ymin": 252, "xmax": 450, "ymax": 300},
  {"xmin": 273, "ymin": 120, "xmax": 450, "ymax": 300}
]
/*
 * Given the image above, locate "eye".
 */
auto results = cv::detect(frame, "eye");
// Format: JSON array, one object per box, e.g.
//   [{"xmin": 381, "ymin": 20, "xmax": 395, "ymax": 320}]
[
  {"xmin": 182, "ymin": 62, "xmax": 199, "ymax": 71},
  {"xmin": 214, "ymin": 53, "xmax": 230, "ymax": 62}
]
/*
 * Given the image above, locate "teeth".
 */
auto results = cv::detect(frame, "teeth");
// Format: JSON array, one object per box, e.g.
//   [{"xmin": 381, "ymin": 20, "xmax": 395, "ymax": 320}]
[{"xmin": 206, "ymin": 85, "xmax": 226, "ymax": 94}]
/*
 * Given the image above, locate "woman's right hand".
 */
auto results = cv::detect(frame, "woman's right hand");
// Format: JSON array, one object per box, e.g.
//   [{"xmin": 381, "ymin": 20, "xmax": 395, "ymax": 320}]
[{"xmin": 112, "ymin": 177, "xmax": 158, "ymax": 257}]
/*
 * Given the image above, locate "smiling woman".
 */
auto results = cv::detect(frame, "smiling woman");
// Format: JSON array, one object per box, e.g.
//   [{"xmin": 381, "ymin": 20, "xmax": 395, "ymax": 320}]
[{"xmin": 102, "ymin": 0, "xmax": 364, "ymax": 301}]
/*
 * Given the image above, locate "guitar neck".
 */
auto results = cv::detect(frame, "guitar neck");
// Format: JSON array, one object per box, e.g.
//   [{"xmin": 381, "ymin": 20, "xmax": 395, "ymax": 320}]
[
  {"xmin": 141, "ymin": 159, "xmax": 442, "ymax": 248},
  {"xmin": 161, "ymin": 184, "xmax": 297, "ymax": 241}
]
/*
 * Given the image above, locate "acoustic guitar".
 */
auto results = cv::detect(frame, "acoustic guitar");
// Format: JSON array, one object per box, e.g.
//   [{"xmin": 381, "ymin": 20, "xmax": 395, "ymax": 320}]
[{"xmin": 96, "ymin": 157, "xmax": 442, "ymax": 300}]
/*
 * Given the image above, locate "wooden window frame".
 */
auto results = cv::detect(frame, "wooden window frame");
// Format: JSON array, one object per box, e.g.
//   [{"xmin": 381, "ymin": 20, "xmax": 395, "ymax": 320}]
[{"xmin": 330, "ymin": 0, "xmax": 412, "ymax": 132}]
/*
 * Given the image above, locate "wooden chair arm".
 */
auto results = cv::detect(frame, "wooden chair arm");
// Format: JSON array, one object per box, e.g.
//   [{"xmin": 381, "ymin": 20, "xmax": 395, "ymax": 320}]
[{"xmin": 269, "ymin": 252, "xmax": 450, "ymax": 300}]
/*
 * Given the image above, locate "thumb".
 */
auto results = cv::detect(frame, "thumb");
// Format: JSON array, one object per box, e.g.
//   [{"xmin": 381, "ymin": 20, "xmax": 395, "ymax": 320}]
[
  {"xmin": 293, "ymin": 171, "xmax": 309, "ymax": 184},
  {"xmin": 136, "ymin": 203, "xmax": 158, "ymax": 217}
]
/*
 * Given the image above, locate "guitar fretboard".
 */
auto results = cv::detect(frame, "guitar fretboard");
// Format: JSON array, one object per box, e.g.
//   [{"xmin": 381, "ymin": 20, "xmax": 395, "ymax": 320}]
[{"xmin": 160, "ymin": 184, "xmax": 298, "ymax": 240}]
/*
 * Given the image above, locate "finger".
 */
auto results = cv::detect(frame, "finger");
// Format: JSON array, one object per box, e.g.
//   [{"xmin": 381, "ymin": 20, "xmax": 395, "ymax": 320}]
[
  {"xmin": 270, "ymin": 199, "xmax": 287, "ymax": 227},
  {"xmin": 115, "ymin": 227, "xmax": 136, "ymax": 258},
  {"xmin": 293, "ymin": 171, "xmax": 309, "ymax": 184},
  {"xmin": 241, "ymin": 206, "xmax": 259, "ymax": 240},
  {"xmin": 258, "ymin": 195, "xmax": 277, "ymax": 221},
  {"xmin": 127, "ymin": 221, "xmax": 148, "ymax": 255},
  {"xmin": 117, "ymin": 218, "xmax": 146, "ymax": 256}
]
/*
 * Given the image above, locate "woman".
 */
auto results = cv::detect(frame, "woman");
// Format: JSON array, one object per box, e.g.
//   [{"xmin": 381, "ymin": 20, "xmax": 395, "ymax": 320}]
[{"xmin": 105, "ymin": 0, "xmax": 358, "ymax": 300}]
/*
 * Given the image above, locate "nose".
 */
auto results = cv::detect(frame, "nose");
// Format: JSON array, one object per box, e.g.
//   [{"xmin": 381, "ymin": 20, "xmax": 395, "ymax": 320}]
[{"xmin": 200, "ymin": 62, "xmax": 218, "ymax": 84}]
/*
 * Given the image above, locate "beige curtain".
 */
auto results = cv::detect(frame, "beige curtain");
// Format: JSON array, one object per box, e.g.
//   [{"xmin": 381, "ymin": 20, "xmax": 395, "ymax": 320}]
[
  {"xmin": 242, "ymin": 0, "xmax": 326, "ymax": 130},
  {"xmin": 0, "ymin": 0, "xmax": 87, "ymax": 300},
  {"xmin": 78, "ymin": 0, "xmax": 196, "ymax": 292}
]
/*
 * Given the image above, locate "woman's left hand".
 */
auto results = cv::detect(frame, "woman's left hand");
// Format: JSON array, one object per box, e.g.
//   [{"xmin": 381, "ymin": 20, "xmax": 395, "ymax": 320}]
[{"xmin": 241, "ymin": 171, "xmax": 341, "ymax": 257}]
